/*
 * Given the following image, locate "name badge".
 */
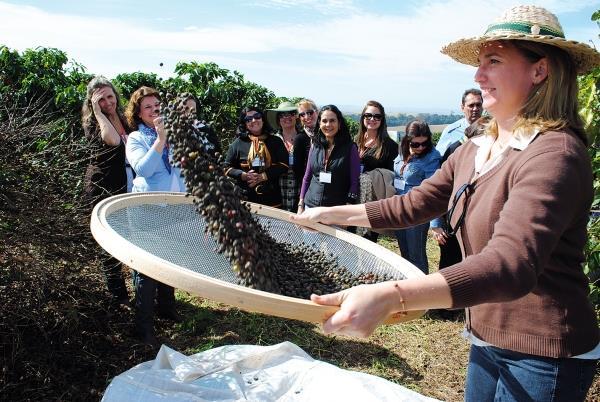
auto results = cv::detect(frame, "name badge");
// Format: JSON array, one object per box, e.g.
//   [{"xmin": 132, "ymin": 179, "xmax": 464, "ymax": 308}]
[
  {"xmin": 252, "ymin": 157, "xmax": 262, "ymax": 167},
  {"xmin": 319, "ymin": 172, "xmax": 332, "ymax": 183},
  {"xmin": 360, "ymin": 164, "xmax": 365, "ymax": 173},
  {"xmin": 288, "ymin": 154, "xmax": 294, "ymax": 166},
  {"xmin": 394, "ymin": 178, "xmax": 405, "ymax": 190}
]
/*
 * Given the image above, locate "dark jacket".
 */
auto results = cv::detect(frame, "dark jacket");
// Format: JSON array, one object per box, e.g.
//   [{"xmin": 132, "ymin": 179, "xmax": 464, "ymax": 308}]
[
  {"xmin": 192, "ymin": 120, "xmax": 222, "ymax": 155},
  {"xmin": 224, "ymin": 133, "xmax": 288, "ymax": 207},
  {"xmin": 302, "ymin": 142, "xmax": 360, "ymax": 208},
  {"xmin": 292, "ymin": 131, "xmax": 311, "ymax": 184},
  {"xmin": 83, "ymin": 117, "xmax": 128, "ymax": 203},
  {"xmin": 360, "ymin": 136, "xmax": 398, "ymax": 172}
]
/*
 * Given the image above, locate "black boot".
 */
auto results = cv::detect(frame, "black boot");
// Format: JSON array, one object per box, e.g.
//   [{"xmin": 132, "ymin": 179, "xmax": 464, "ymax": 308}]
[
  {"xmin": 134, "ymin": 272, "xmax": 159, "ymax": 347},
  {"xmin": 156, "ymin": 283, "xmax": 181, "ymax": 322},
  {"xmin": 135, "ymin": 324, "xmax": 159, "ymax": 348}
]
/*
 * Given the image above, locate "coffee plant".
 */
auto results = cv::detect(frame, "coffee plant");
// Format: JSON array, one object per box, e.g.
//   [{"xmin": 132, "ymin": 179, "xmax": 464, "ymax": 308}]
[{"xmin": 579, "ymin": 9, "xmax": 600, "ymax": 309}]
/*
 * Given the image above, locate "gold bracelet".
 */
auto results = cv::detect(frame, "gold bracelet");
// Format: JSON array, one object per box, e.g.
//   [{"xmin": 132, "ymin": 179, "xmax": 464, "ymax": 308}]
[{"xmin": 393, "ymin": 283, "xmax": 407, "ymax": 315}]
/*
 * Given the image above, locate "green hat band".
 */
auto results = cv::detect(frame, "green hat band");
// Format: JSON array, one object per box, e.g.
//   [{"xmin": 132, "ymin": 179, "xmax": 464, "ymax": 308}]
[{"xmin": 484, "ymin": 22, "xmax": 564, "ymax": 38}]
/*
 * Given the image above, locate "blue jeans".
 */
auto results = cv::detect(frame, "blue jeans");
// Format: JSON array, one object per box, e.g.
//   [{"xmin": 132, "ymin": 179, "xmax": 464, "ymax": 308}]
[
  {"xmin": 465, "ymin": 345, "xmax": 597, "ymax": 402},
  {"xmin": 395, "ymin": 222, "xmax": 429, "ymax": 274}
]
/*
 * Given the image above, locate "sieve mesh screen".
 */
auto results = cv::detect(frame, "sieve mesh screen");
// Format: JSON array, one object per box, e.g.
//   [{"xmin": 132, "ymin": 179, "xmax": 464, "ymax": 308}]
[{"xmin": 106, "ymin": 203, "xmax": 407, "ymax": 284}]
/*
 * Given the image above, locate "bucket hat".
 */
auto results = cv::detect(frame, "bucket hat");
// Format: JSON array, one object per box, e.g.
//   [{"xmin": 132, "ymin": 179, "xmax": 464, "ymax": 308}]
[
  {"xmin": 266, "ymin": 101, "xmax": 297, "ymax": 130},
  {"xmin": 441, "ymin": 5, "xmax": 600, "ymax": 74}
]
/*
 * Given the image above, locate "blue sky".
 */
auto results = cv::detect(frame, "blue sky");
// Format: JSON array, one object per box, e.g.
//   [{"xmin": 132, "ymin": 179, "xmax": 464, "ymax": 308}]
[{"xmin": 1, "ymin": 0, "xmax": 599, "ymax": 113}]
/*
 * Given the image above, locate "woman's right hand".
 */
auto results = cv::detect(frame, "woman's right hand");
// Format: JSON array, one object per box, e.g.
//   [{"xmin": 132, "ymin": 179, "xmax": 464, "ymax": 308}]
[
  {"xmin": 310, "ymin": 282, "xmax": 398, "ymax": 337},
  {"xmin": 246, "ymin": 171, "xmax": 262, "ymax": 187},
  {"xmin": 90, "ymin": 88, "xmax": 107, "ymax": 117}
]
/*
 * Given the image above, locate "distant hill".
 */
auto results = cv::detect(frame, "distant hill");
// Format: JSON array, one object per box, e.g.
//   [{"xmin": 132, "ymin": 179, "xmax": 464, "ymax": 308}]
[
  {"xmin": 347, "ymin": 112, "xmax": 461, "ymax": 127},
  {"xmin": 389, "ymin": 124, "xmax": 448, "ymax": 134}
]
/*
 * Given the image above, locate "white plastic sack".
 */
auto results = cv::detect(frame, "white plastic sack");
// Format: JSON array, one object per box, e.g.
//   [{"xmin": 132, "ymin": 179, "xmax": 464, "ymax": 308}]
[{"xmin": 102, "ymin": 341, "xmax": 439, "ymax": 402}]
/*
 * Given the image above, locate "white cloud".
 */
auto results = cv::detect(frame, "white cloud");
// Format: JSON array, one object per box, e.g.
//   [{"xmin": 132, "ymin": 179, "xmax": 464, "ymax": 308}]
[
  {"xmin": 0, "ymin": 0, "xmax": 598, "ymax": 111},
  {"xmin": 246, "ymin": 0, "xmax": 360, "ymax": 14}
]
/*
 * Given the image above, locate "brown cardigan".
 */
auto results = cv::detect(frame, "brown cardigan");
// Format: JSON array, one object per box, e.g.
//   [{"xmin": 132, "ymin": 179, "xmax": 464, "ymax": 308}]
[{"xmin": 366, "ymin": 130, "xmax": 599, "ymax": 358}]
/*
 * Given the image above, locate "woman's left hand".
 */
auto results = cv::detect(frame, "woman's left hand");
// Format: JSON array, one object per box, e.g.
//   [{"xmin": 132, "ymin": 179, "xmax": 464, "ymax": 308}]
[
  {"xmin": 290, "ymin": 206, "xmax": 329, "ymax": 226},
  {"xmin": 310, "ymin": 282, "xmax": 397, "ymax": 337}
]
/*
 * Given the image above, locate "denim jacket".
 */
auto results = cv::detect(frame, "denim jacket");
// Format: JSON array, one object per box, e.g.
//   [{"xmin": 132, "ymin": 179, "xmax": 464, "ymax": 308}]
[{"xmin": 394, "ymin": 148, "xmax": 442, "ymax": 227}]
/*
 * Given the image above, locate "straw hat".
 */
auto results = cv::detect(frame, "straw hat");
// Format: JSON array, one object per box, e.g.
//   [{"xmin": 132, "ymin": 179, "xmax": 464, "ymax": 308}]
[
  {"xmin": 441, "ymin": 5, "xmax": 600, "ymax": 74},
  {"xmin": 266, "ymin": 101, "xmax": 297, "ymax": 130}
]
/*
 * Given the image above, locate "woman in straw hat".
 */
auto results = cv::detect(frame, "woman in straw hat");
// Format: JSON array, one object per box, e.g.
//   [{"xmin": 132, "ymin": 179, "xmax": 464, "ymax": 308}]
[
  {"xmin": 266, "ymin": 101, "xmax": 303, "ymax": 211},
  {"xmin": 292, "ymin": 5, "xmax": 599, "ymax": 400}
]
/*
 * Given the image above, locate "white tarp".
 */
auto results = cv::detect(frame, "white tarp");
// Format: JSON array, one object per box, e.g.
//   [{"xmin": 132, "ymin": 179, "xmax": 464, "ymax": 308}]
[{"xmin": 102, "ymin": 341, "xmax": 439, "ymax": 402}]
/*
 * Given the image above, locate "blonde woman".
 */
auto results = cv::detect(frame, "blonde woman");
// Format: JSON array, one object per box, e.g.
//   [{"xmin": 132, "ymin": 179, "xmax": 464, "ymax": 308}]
[{"xmin": 292, "ymin": 5, "xmax": 600, "ymax": 400}]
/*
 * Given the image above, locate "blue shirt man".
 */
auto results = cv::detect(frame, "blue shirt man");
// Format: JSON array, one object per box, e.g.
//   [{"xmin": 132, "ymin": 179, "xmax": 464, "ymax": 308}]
[{"xmin": 435, "ymin": 89, "xmax": 483, "ymax": 155}]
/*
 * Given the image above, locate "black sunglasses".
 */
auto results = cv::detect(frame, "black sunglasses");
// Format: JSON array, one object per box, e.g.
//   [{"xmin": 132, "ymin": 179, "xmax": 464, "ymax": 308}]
[
  {"xmin": 298, "ymin": 109, "xmax": 315, "ymax": 118},
  {"xmin": 279, "ymin": 111, "xmax": 296, "ymax": 118},
  {"xmin": 444, "ymin": 183, "xmax": 474, "ymax": 237},
  {"xmin": 244, "ymin": 112, "xmax": 262, "ymax": 122},
  {"xmin": 409, "ymin": 140, "xmax": 430, "ymax": 149},
  {"xmin": 364, "ymin": 113, "xmax": 382, "ymax": 121}
]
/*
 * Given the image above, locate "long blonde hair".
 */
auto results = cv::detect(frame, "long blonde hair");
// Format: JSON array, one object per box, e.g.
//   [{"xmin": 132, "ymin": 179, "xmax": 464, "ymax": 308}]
[{"xmin": 486, "ymin": 40, "xmax": 586, "ymax": 145}]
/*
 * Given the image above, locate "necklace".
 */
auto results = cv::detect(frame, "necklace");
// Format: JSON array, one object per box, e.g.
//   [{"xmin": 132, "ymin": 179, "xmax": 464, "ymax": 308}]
[
  {"xmin": 363, "ymin": 132, "xmax": 377, "ymax": 147},
  {"xmin": 282, "ymin": 132, "xmax": 296, "ymax": 153}
]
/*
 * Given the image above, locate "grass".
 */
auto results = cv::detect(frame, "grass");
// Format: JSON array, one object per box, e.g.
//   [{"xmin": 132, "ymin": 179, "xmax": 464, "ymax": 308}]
[{"xmin": 161, "ymin": 234, "xmax": 470, "ymax": 401}]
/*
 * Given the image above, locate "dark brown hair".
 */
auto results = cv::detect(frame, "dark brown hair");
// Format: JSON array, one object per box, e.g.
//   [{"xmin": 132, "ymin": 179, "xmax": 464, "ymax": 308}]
[{"xmin": 400, "ymin": 120, "xmax": 433, "ymax": 160}]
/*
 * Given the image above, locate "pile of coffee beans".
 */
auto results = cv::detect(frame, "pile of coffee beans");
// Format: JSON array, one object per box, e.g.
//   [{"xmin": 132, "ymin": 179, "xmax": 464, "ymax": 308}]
[{"xmin": 161, "ymin": 93, "xmax": 397, "ymax": 299}]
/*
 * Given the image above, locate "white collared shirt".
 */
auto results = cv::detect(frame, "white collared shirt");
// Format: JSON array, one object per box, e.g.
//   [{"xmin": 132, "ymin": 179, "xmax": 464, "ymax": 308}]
[{"xmin": 470, "ymin": 127, "xmax": 540, "ymax": 179}]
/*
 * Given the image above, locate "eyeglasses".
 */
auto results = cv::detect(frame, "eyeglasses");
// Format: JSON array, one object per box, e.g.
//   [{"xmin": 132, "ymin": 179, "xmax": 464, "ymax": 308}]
[
  {"xmin": 279, "ymin": 111, "xmax": 296, "ymax": 118},
  {"xmin": 298, "ymin": 110, "xmax": 315, "ymax": 118},
  {"xmin": 409, "ymin": 140, "xmax": 430, "ymax": 149},
  {"xmin": 364, "ymin": 113, "xmax": 383, "ymax": 121},
  {"xmin": 244, "ymin": 113, "xmax": 262, "ymax": 122},
  {"xmin": 444, "ymin": 183, "xmax": 474, "ymax": 237}
]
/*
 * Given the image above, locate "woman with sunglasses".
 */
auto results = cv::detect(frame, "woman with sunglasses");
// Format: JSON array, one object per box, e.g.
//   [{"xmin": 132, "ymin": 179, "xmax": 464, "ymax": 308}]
[
  {"xmin": 294, "ymin": 99, "xmax": 318, "ymax": 200},
  {"xmin": 298, "ymin": 105, "xmax": 360, "ymax": 214},
  {"xmin": 393, "ymin": 120, "xmax": 440, "ymax": 273},
  {"xmin": 224, "ymin": 106, "xmax": 288, "ymax": 207},
  {"xmin": 356, "ymin": 100, "xmax": 399, "ymax": 242},
  {"xmin": 292, "ymin": 5, "xmax": 599, "ymax": 400},
  {"xmin": 357, "ymin": 101, "xmax": 398, "ymax": 173},
  {"xmin": 265, "ymin": 101, "xmax": 302, "ymax": 212}
]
